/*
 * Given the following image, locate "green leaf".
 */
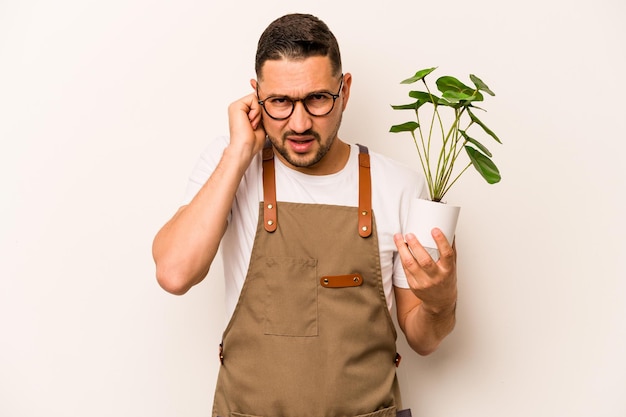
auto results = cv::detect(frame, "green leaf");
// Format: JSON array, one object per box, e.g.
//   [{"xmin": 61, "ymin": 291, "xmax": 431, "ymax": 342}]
[
  {"xmin": 400, "ymin": 67, "xmax": 437, "ymax": 84},
  {"xmin": 409, "ymin": 90, "xmax": 440, "ymax": 104},
  {"xmin": 465, "ymin": 146, "xmax": 501, "ymax": 184},
  {"xmin": 460, "ymin": 130, "xmax": 493, "ymax": 157},
  {"xmin": 470, "ymin": 74, "xmax": 495, "ymax": 96},
  {"xmin": 391, "ymin": 102, "xmax": 422, "ymax": 110},
  {"xmin": 441, "ymin": 90, "xmax": 484, "ymax": 104},
  {"xmin": 390, "ymin": 121, "xmax": 419, "ymax": 133},
  {"xmin": 468, "ymin": 108, "xmax": 502, "ymax": 143},
  {"xmin": 436, "ymin": 76, "xmax": 474, "ymax": 96}
]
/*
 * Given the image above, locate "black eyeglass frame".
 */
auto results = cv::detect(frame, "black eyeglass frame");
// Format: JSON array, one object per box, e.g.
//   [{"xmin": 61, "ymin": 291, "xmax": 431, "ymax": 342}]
[{"xmin": 256, "ymin": 75, "xmax": 344, "ymax": 121}]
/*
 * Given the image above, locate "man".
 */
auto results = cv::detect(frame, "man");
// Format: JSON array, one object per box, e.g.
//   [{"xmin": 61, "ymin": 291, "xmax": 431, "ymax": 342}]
[{"xmin": 152, "ymin": 13, "xmax": 457, "ymax": 417}]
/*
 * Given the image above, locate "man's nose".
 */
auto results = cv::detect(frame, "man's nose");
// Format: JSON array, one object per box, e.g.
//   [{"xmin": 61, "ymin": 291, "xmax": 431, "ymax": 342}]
[{"xmin": 288, "ymin": 100, "xmax": 313, "ymax": 133}]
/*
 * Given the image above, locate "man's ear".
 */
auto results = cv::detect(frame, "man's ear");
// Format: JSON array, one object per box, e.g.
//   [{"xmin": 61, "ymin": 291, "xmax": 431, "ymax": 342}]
[
  {"xmin": 250, "ymin": 79, "xmax": 258, "ymax": 91},
  {"xmin": 340, "ymin": 72, "xmax": 352, "ymax": 110}
]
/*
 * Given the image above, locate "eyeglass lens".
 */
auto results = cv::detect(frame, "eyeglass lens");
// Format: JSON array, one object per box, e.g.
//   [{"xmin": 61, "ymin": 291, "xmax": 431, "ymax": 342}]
[
  {"xmin": 264, "ymin": 94, "xmax": 335, "ymax": 119},
  {"xmin": 259, "ymin": 75, "xmax": 343, "ymax": 120}
]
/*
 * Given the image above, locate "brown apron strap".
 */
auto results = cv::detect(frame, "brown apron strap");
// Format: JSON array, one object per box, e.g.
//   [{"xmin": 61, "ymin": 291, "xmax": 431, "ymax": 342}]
[
  {"xmin": 261, "ymin": 142, "xmax": 372, "ymax": 237},
  {"xmin": 262, "ymin": 140, "xmax": 277, "ymax": 233},
  {"xmin": 357, "ymin": 143, "xmax": 372, "ymax": 238}
]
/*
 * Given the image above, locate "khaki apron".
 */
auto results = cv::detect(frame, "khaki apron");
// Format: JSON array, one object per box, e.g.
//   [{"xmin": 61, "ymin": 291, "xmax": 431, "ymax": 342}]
[{"xmin": 212, "ymin": 144, "xmax": 409, "ymax": 417}]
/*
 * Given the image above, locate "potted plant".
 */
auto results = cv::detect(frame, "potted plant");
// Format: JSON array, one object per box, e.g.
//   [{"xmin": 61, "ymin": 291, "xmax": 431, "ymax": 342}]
[{"xmin": 389, "ymin": 67, "xmax": 502, "ymax": 259}]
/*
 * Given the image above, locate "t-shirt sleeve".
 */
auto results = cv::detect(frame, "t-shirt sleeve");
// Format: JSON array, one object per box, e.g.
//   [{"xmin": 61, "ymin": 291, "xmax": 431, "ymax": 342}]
[
  {"xmin": 181, "ymin": 136, "xmax": 229, "ymax": 206},
  {"xmin": 392, "ymin": 252, "xmax": 410, "ymax": 288},
  {"xmin": 392, "ymin": 165, "xmax": 427, "ymax": 289}
]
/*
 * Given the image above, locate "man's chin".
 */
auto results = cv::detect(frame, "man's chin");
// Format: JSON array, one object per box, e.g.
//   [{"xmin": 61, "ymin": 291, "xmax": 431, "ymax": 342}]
[{"xmin": 285, "ymin": 154, "xmax": 318, "ymax": 168}]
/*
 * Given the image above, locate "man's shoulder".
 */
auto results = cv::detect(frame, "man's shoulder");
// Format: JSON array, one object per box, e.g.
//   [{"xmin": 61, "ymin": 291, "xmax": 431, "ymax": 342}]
[
  {"xmin": 366, "ymin": 147, "xmax": 422, "ymax": 183},
  {"xmin": 354, "ymin": 145, "xmax": 424, "ymax": 201}
]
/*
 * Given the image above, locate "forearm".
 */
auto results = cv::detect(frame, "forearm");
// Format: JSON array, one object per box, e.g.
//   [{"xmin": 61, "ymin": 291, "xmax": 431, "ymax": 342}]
[
  {"xmin": 401, "ymin": 300, "xmax": 456, "ymax": 356},
  {"xmin": 393, "ymin": 231, "xmax": 458, "ymax": 355},
  {"xmin": 152, "ymin": 145, "xmax": 254, "ymax": 295}
]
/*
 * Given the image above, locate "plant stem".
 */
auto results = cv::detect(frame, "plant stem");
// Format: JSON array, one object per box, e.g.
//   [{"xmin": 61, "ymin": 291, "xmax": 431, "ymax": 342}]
[
  {"xmin": 441, "ymin": 162, "xmax": 472, "ymax": 198},
  {"xmin": 410, "ymin": 129, "xmax": 433, "ymax": 199},
  {"xmin": 437, "ymin": 105, "xmax": 471, "ymax": 200}
]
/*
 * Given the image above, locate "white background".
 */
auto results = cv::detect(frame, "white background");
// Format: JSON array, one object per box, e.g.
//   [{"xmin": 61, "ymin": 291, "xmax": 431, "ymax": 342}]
[{"xmin": 1, "ymin": 1, "xmax": 625, "ymax": 416}]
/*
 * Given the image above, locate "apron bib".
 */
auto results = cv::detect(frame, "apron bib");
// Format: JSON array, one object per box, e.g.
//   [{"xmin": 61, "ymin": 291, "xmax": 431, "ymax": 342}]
[{"xmin": 212, "ymin": 144, "xmax": 404, "ymax": 417}]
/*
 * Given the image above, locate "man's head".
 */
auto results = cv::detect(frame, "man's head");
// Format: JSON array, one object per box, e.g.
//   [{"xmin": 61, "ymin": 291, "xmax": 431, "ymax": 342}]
[
  {"xmin": 255, "ymin": 13, "xmax": 342, "ymax": 80},
  {"xmin": 252, "ymin": 14, "xmax": 351, "ymax": 174}
]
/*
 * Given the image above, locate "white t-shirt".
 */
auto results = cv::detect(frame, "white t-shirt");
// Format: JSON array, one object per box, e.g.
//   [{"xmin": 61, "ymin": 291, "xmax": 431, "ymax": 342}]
[{"xmin": 183, "ymin": 136, "xmax": 425, "ymax": 321}]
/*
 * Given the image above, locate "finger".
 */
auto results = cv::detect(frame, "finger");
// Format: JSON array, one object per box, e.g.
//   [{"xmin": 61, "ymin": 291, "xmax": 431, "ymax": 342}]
[
  {"xmin": 431, "ymin": 228, "xmax": 455, "ymax": 265},
  {"xmin": 249, "ymin": 108, "xmax": 262, "ymax": 130},
  {"xmin": 249, "ymin": 96, "xmax": 266, "ymax": 130},
  {"xmin": 394, "ymin": 233, "xmax": 436, "ymax": 288},
  {"xmin": 393, "ymin": 234, "xmax": 428, "ymax": 293},
  {"xmin": 393, "ymin": 233, "xmax": 422, "ymax": 270},
  {"xmin": 452, "ymin": 239, "xmax": 457, "ymax": 262},
  {"xmin": 404, "ymin": 233, "xmax": 437, "ymax": 269},
  {"xmin": 393, "ymin": 233, "xmax": 414, "ymax": 260}
]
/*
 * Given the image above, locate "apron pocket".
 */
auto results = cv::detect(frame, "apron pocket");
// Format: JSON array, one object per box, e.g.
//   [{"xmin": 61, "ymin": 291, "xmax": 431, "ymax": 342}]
[{"xmin": 262, "ymin": 257, "xmax": 318, "ymax": 337}]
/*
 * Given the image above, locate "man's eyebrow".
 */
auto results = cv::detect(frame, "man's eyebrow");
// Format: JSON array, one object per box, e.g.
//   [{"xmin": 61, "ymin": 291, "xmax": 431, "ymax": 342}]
[{"xmin": 266, "ymin": 87, "xmax": 334, "ymax": 98}]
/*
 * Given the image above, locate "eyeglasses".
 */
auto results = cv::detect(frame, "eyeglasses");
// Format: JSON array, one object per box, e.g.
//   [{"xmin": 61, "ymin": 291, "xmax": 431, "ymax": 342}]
[{"xmin": 257, "ymin": 75, "xmax": 344, "ymax": 120}]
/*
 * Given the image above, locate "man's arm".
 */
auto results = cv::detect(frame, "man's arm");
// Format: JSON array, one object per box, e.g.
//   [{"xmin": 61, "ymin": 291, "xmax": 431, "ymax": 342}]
[
  {"xmin": 152, "ymin": 93, "xmax": 266, "ymax": 295},
  {"xmin": 393, "ymin": 229, "xmax": 457, "ymax": 355}
]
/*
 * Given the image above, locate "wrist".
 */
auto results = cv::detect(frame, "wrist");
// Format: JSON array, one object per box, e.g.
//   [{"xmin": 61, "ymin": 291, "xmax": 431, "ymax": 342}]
[
  {"xmin": 420, "ymin": 300, "xmax": 457, "ymax": 316},
  {"xmin": 223, "ymin": 142, "xmax": 257, "ymax": 168}
]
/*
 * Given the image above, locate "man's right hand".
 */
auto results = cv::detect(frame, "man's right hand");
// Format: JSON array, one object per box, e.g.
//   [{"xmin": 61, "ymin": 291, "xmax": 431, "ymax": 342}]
[{"xmin": 227, "ymin": 92, "xmax": 267, "ymax": 161}]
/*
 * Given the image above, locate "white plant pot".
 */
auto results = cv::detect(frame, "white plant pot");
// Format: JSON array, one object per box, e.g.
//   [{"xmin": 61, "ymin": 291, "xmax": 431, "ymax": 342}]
[{"xmin": 403, "ymin": 198, "xmax": 461, "ymax": 261}]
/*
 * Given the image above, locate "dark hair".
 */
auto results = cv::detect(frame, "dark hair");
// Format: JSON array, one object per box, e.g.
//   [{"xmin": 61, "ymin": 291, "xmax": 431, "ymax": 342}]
[{"xmin": 255, "ymin": 13, "xmax": 342, "ymax": 79}]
